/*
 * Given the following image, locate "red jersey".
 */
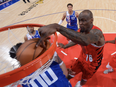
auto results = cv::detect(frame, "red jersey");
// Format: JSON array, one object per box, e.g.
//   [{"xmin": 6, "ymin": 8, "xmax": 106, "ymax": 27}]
[
  {"xmin": 115, "ymin": 38, "xmax": 116, "ymax": 45},
  {"xmin": 78, "ymin": 25, "xmax": 104, "ymax": 67}
]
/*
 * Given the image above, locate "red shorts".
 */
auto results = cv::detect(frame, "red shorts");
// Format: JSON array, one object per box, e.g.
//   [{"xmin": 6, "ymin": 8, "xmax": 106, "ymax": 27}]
[
  {"xmin": 71, "ymin": 58, "xmax": 97, "ymax": 80},
  {"xmin": 109, "ymin": 53, "xmax": 116, "ymax": 68}
]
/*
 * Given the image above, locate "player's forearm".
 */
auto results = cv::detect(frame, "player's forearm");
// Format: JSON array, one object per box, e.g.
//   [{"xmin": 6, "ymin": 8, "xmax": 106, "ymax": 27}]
[
  {"xmin": 56, "ymin": 24, "xmax": 99, "ymax": 46},
  {"xmin": 64, "ymin": 41, "xmax": 76, "ymax": 49},
  {"xmin": 105, "ymin": 40, "xmax": 115, "ymax": 44}
]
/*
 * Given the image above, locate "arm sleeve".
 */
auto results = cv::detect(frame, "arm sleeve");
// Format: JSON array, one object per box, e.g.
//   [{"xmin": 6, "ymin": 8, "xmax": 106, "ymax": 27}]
[{"xmin": 58, "ymin": 20, "xmax": 63, "ymax": 25}]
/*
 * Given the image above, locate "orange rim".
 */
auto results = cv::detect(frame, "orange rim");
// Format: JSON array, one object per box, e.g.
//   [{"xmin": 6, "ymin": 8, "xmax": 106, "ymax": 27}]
[{"xmin": 0, "ymin": 24, "xmax": 57, "ymax": 86}]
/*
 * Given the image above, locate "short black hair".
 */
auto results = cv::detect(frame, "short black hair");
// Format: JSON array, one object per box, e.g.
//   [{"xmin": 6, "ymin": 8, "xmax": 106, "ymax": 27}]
[
  {"xmin": 67, "ymin": 3, "xmax": 73, "ymax": 7},
  {"xmin": 9, "ymin": 43, "xmax": 22, "ymax": 59}
]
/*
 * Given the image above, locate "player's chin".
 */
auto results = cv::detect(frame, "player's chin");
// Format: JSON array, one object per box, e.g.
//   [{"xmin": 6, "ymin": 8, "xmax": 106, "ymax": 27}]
[{"xmin": 80, "ymin": 27, "xmax": 86, "ymax": 33}]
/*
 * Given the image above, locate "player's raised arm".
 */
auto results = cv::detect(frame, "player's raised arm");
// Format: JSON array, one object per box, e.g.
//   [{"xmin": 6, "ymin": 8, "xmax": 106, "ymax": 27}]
[
  {"xmin": 57, "ymin": 25, "xmax": 100, "ymax": 46},
  {"xmin": 37, "ymin": 23, "xmax": 99, "ymax": 47},
  {"xmin": 58, "ymin": 41, "xmax": 76, "ymax": 49}
]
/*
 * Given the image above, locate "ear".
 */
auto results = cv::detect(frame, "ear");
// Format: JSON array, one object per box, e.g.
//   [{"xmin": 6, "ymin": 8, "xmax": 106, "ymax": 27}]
[{"xmin": 91, "ymin": 18, "xmax": 93, "ymax": 23}]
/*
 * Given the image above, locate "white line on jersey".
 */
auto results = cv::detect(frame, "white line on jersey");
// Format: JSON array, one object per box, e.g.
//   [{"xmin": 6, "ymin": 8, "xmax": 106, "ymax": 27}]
[{"xmin": 61, "ymin": 50, "xmax": 67, "ymax": 56}]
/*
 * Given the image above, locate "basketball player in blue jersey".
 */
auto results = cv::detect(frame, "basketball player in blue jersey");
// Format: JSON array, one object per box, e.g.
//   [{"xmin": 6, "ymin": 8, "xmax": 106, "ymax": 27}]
[
  {"xmin": 24, "ymin": 27, "xmax": 41, "ymax": 41},
  {"xmin": 9, "ymin": 39, "xmax": 72, "ymax": 87},
  {"xmin": 58, "ymin": 3, "xmax": 78, "ymax": 31},
  {"xmin": 22, "ymin": 52, "xmax": 72, "ymax": 87}
]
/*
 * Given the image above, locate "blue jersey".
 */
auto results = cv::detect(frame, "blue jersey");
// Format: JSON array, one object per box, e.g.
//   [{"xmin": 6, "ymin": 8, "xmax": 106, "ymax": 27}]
[
  {"xmin": 66, "ymin": 11, "xmax": 78, "ymax": 31},
  {"xmin": 22, "ymin": 61, "xmax": 72, "ymax": 87},
  {"xmin": 32, "ymin": 30, "xmax": 41, "ymax": 39},
  {"xmin": 26, "ymin": 30, "xmax": 41, "ymax": 40}
]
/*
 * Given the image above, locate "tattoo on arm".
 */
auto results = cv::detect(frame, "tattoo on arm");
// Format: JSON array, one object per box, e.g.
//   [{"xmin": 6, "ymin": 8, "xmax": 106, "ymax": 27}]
[
  {"xmin": 64, "ymin": 41, "xmax": 76, "ymax": 49},
  {"xmin": 58, "ymin": 25, "xmax": 99, "ymax": 46},
  {"xmin": 105, "ymin": 40, "xmax": 115, "ymax": 44}
]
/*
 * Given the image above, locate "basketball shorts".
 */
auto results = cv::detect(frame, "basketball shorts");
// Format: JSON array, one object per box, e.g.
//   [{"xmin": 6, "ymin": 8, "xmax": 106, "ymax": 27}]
[{"xmin": 71, "ymin": 58, "xmax": 100, "ymax": 80}]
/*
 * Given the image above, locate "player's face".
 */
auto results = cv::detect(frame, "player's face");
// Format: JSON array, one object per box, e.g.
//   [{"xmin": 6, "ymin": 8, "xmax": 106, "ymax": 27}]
[
  {"xmin": 27, "ymin": 27, "xmax": 34, "ymax": 33},
  {"xmin": 67, "ymin": 5, "xmax": 73, "ymax": 12},
  {"xmin": 78, "ymin": 13, "xmax": 93, "ymax": 33}
]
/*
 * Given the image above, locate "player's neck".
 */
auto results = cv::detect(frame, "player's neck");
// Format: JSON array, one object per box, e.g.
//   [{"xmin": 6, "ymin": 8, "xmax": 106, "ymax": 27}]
[
  {"xmin": 86, "ymin": 24, "xmax": 93, "ymax": 34},
  {"xmin": 68, "ymin": 10, "xmax": 73, "ymax": 15}
]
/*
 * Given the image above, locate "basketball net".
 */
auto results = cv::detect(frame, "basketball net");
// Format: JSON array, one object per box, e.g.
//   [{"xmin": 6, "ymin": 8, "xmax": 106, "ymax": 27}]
[
  {"xmin": 0, "ymin": 24, "xmax": 57, "ymax": 87},
  {"xmin": 10, "ymin": 53, "xmax": 55, "ymax": 87}
]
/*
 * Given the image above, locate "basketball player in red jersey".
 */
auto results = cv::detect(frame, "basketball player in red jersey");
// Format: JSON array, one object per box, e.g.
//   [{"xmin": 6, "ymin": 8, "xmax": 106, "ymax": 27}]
[
  {"xmin": 104, "ymin": 37, "xmax": 116, "ymax": 74},
  {"xmin": 36, "ymin": 10, "xmax": 105, "ymax": 87}
]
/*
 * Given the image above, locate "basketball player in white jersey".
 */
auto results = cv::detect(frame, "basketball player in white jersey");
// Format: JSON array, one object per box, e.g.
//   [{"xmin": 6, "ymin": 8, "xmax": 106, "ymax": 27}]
[
  {"xmin": 58, "ymin": 3, "xmax": 79, "ymax": 31},
  {"xmin": 24, "ymin": 27, "xmax": 41, "ymax": 41}
]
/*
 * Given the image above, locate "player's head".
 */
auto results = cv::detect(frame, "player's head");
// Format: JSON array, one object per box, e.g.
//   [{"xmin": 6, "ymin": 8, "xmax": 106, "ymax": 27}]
[
  {"xmin": 67, "ymin": 3, "xmax": 73, "ymax": 12},
  {"xmin": 27, "ymin": 27, "xmax": 34, "ymax": 34},
  {"xmin": 78, "ymin": 10, "xmax": 93, "ymax": 33},
  {"xmin": 10, "ymin": 39, "xmax": 51, "ymax": 66}
]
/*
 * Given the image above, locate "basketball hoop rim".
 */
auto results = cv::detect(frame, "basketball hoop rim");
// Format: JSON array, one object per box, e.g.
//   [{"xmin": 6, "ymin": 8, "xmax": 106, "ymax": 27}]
[{"xmin": 0, "ymin": 24, "xmax": 57, "ymax": 87}]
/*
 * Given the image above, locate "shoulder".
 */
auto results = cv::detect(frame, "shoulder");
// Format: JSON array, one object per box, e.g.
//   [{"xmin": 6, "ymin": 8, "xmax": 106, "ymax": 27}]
[
  {"xmin": 92, "ymin": 25, "xmax": 101, "ymax": 31},
  {"xmin": 63, "ymin": 12, "xmax": 66, "ymax": 16},
  {"xmin": 91, "ymin": 25, "xmax": 103, "ymax": 38},
  {"xmin": 90, "ymin": 27, "xmax": 105, "ymax": 46},
  {"xmin": 75, "ymin": 11, "xmax": 78, "ymax": 15},
  {"xmin": 90, "ymin": 28, "xmax": 103, "ymax": 38},
  {"xmin": 24, "ymin": 35, "xmax": 28, "ymax": 41},
  {"xmin": 75, "ymin": 11, "xmax": 78, "ymax": 17},
  {"xmin": 35, "ymin": 30, "xmax": 38, "ymax": 33}
]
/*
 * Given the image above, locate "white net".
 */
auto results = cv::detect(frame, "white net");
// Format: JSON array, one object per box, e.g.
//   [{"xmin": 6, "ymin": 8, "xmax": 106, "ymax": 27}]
[
  {"xmin": 0, "ymin": 58, "xmax": 20, "ymax": 75},
  {"xmin": 0, "ymin": 26, "xmax": 38, "ymax": 75},
  {"xmin": 0, "ymin": 27, "xmax": 24, "ymax": 75}
]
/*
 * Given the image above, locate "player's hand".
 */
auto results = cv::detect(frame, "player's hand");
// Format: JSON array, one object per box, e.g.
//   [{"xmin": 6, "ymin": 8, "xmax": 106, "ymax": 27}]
[
  {"xmin": 67, "ymin": 68, "xmax": 76, "ymax": 75},
  {"xmin": 36, "ymin": 23, "xmax": 59, "ymax": 48},
  {"xmin": 105, "ymin": 41, "xmax": 109, "ymax": 43},
  {"xmin": 58, "ymin": 43, "xmax": 65, "ymax": 49}
]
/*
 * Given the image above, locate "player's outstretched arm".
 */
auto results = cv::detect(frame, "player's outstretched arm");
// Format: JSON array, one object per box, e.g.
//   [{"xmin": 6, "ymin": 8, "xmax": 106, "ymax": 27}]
[
  {"xmin": 58, "ymin": 25, "xmax": 100, "ymax": 46},
  {"xmin": 105, "ymin": 40, "xmax": 115, "ymax": 44},
  {"xmin": 58, "ymin": 41, "xmax": 76, "ymax": 49},
  {"xmin": 105, "ymin": 37, "xmax": 116, "ymax": 44},
  {"xmin": 37, "ymin": 23, "xmax": 100, "ymax": 47}
]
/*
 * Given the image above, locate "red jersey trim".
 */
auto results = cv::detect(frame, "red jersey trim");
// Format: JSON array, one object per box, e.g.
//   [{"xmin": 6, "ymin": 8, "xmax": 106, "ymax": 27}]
[
  {"xmin": 77, "ymin": 25, "xmax": 102, "ymax": 32},
  {"xmin": 91, "ymin": 43, "xmax": 104, "ymax": 48}
]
